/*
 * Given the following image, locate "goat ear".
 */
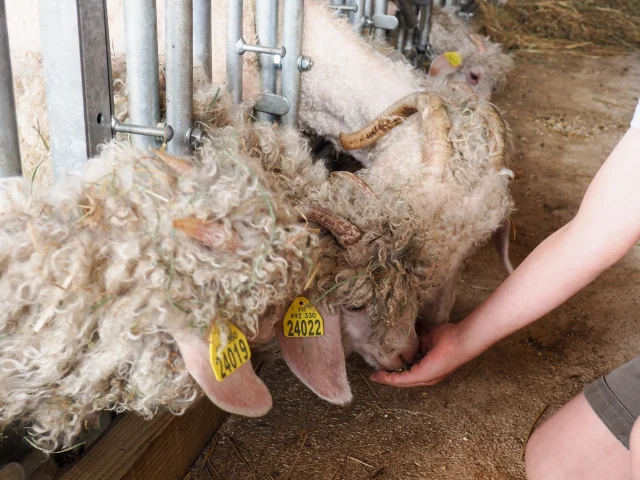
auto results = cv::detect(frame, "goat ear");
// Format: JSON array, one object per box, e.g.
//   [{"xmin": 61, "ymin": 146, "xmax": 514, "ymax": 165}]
[
  {"xmin": 428, "ymin": 53, "xmax": 463, "ymax": 78},
  {"xmin": 276, "ymin": 304, "xmax": 353, "ymax": 405},
  {"xmin": 174, "ymin": 332, "xmax": 272, "ymax": 417}
]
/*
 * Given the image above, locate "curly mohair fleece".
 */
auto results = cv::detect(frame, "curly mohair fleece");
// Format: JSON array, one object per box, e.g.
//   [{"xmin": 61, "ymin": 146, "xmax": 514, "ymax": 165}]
[
  {"xmin": 203, "ymin": 98, "xmax": 449, "ymax": 340},
  {"xmin": 363, "ymin": 96, "xmax": 514, "ymax": 323},
  {"xmin": 0, "ymin": 136, "xmax": 315, "ymax": 451}
]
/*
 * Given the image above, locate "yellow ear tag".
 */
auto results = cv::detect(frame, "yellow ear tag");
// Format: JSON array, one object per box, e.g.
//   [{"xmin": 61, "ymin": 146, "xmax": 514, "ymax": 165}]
[
  {"xmin": 283, "ymin": 296, "xmax": 324, "ymax": 337},
  {"xmin": 209, "ymin": 323, "xmax": 251, "ymax": 381},
  {"xmin": 444, "ymin": 51, "xmax": 463, "ymax": 67}
]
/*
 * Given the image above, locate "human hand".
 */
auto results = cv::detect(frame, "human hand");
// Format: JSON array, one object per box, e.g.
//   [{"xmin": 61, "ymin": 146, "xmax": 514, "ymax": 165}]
[{"xmin": 370, "ymin": 323, "xmax": 475, "ymax": 387}]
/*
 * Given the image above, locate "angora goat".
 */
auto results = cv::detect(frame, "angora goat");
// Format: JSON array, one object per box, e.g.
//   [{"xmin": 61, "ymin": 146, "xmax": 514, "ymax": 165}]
[
  {"xmin": 0, "ymin": 136, "xmax": 317, "ymax": 451},
  {"xmin": 208, "ymin": 103, "xmax": 449, "ymax": 405},
  {"xmin": 386, "ymin": 3, "xmax": 514, "ymax": 101},
  {"xmin": 340, "ymin": 90, "xmax": 514, "ymax": 327}
]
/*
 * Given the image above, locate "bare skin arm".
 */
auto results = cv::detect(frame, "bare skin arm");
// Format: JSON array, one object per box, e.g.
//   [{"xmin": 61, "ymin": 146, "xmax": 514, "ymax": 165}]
[{"xmin": 371, "ymin": 126, "xmax": 640, "ymax": 387}]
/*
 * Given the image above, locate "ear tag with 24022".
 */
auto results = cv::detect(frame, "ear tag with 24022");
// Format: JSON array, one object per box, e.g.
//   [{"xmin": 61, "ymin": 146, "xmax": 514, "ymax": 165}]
[
  {"xmin": 209, "ymin": 322, "xmax": 251, "ymax": 381},
  {"xmin": 283, "ymin": 296, "xmax": 324, "ymax": 337}
]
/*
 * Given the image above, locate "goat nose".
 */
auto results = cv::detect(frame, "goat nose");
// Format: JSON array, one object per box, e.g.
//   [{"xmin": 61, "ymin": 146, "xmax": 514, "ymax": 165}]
[{"xmin": 401, "ymin": 339, "xmax": 420, "ymax": 365}]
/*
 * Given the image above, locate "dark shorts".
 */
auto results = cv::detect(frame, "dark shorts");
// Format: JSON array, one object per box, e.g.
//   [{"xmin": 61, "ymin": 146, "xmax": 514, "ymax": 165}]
[{"xmin": 584, "ymin": 356, "xmax": 640, "ymax": 449}]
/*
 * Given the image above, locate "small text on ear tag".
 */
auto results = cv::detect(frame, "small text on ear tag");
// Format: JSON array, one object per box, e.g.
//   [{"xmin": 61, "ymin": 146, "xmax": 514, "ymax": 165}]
[
  {"xmin": 444, "ymin": 51, "xmax": 462, "ymax": 67},
  {"xmin": 283, "ymin": 296, "xmax": 324, "ymax": 337},
  {"xmin": 209, "ymin": 323, "xmax": 251, "ymax": 381}
]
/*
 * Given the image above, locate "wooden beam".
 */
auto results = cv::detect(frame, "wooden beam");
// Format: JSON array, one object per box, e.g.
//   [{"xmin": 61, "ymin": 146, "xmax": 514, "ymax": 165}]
[{"xmin": 57, "ymin": 396, "xmax": 227, "ymax": 480}]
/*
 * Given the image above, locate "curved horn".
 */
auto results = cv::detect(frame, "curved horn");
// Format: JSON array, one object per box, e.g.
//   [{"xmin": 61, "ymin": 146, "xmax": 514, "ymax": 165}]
[
  {"xmin": 330, "ymin": 171, "xmax": 376, "ymax": 197},
  {"xmin": 339, "ymin": 92, "xmax": 453, "ymax": 170},
  {"xmin": 298, "ymin": 204, "xmax": 362, "ymax": 248},
  {"xmin": 476, "ymin": 103, "xmax": 507, "ymax": 171},
  {"xmin": 442, "ymin": 81, "xmax": 478, "ymax": 108},
  {"xmin": 468, "ymin": 33, "xmax": 487, "ymax": 54}
]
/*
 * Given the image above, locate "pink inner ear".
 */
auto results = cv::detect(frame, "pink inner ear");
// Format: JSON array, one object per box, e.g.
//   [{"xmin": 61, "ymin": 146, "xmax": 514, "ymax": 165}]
[
  {"xmin": 174, "ymin": 332, "xmax": 273, "ymax": 417},
  {"xmin": 276, "ymin": 304, "xmax": 352, "ymax": 405},
  {"xmin": 428, "ymin": 54, "xmax": 463, "ymax": 78}
]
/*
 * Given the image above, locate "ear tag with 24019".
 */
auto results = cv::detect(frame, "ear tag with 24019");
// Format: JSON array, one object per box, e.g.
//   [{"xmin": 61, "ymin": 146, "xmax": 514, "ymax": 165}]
[
  {"xmin": 209, "ymin": 322, "xmax": 251, "ymax": 381},
  {"xmin": 283, "ymin": 296, "xmax": 324, "ymax": 337}
]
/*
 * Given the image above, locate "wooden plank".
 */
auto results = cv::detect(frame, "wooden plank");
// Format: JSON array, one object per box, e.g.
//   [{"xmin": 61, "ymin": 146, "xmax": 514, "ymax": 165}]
[{"xmin": 58, "ymin": 396, "xmax": 227, "ymax": 480}]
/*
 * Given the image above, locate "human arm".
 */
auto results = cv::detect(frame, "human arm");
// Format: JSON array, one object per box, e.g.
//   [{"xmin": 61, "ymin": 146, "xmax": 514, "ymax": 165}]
[{"xmin": 372, "ymin": 126, "xmax": 640, "ymax": 386}]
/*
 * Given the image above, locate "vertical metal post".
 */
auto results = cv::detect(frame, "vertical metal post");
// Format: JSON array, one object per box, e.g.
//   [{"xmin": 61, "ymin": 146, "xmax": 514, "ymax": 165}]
[
  {"xmin": 255, "ymin": 0, "xmax": 278, "ymax": 123},
  {"xmin": 124, "ymin": 0, "xmax": 161, "ymax": 150},
  {"xmin": 226, "ymin": 0, "xmax": 243, "ymax": 104},
  {"xmin": 281, "ymin": 0, "xmax": 303, "ymax": 127},
  {"xmin": 193, "ymin": 0, "xmax": 212, "ymax": 82},
  {"xmin": 39, "ymin": 0, "xmax": 113, "ymax": 180},
  {"xmin": 403, "ymin": 26, "xmax": 415, "ymax": 53},
  {"xmin": 166, "ymin": 0, "xmax": 193, "ymax": 155},
  {"xmin": 0, "ymin": 0, "xmax": 21, "ymax": 177},
  {"xmin": 348, "ymin": 0, "xmax": 366, "ymax": 33},
  {"xmin": 396, "ymin": 14, "xmax": 406, "ymax": 51},
  {"xmin": 417, "ymin": 0, "xmax": 433, "ymax": 54},
  {"xmin": 373, "ymin": 0, "xmax": 389, "ymax": 41}
]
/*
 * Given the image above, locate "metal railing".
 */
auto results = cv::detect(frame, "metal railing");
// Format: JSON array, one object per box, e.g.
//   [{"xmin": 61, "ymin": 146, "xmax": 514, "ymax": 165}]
[{"xmin": 0, "ymin": 0, "xmax": 475, "ymax": 180}]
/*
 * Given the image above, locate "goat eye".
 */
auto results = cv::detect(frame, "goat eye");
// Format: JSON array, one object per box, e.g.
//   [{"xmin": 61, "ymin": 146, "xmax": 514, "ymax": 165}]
[
  {"xmin": 470, "ymin": 72, "xmax": 479, "ymax": 82},
  {"xmin": 346, "ymin": 305, "xmax": 365, "ymax": 311}
]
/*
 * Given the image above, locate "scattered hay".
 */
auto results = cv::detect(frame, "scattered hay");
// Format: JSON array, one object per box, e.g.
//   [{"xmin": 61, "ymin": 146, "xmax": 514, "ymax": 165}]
[{"xmin": 479, "ymin": 0, "xmax": 640, "ymax": 56}]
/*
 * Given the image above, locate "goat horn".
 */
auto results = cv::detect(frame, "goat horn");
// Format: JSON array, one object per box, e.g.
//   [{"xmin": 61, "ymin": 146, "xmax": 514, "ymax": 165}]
[
  {"xmin": 298, "ymin": 204, "xmax": 362, "ymax": 248},
  {"xmin": 443, "ymin": 81, "xmax": 478, "ymax": 107},
  {"xmin": 155, "ymin": 150, "xmax": 194, "ymax": 173},
  {"xmin": 173, "ymin": 217, "xmax": 234, "ymax": 250},
  {"xmin": 339, "ymin": 92, "xmax": 453, "ymax": 170},
  {"xmin": 468, "ymin": 33, "xmax": 487, "ymax": 54},
  {"xmin": 476, "ymin": 103, "xmax": 507, "ymax": 171},
  {"xmin": 330, "ymin": 171, "xmax": 376, "ymax": 197}
]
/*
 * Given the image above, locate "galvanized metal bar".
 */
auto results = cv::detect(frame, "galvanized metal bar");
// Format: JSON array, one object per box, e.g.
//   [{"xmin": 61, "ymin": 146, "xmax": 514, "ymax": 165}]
[
  {"xmin": 373, "ymin": 0, "xmax": 389, "ymax": 40},
  {"xmin": 193, "ymin": 0, "xmax": 212, "ymax": 81},
  {"xmin": 417, "ymin": 0, "xmax": 433, "ymax": 54},
  {"xmin": 39, "ymin": 0, "xmax": 113, "ymax": 180},
  {"xmin": 166, "ymin": 0, "xmax": 193, "ymax": 155},
  {"xmin": 77, "ymin": 0, "xmax": 114, "ymax": 156},
  {"xmin": 281, "ymin": 0, "xmax": 303, "ymax": 127},
  {"xmin": 396, "ymin": 14, "xmax": 406, "ymax": 51},
  {"xmin": 329, "ymin": 4, "xmax": 356, "ymax": 12},
  {"xmin": 112, "ymin": 119, "xmax": 174, "ymax": 142},
  {"xmin": 364, "ymin": 0, "xmax": 373, "ymax": 16},
  {"xmin": 124, "ymin": 0, "xmax": 161, "ymax": 150},
  {"xmin": 348, "ymin": 0, "xmax": 366, "ymax": 33},
  {"xmin": 226, "ymin": 0, "xmax": 243, "ymax": 104},
  {"xmin": 238, "ymin": 41, "xmax": 285, "ymax": 57},
  {"xmin": 255, "ymin": 0, "xmax": 278, "ymax": 123},
  {"xmin": 0, "ymin": 0, "xmax": 21, "ymax": 177},
  {"xmin": 403, "ymin": 26, "xmax": 415, "ymax": 52},
  {"xmin": 330, "ymin": 0, "xmax": 345, "ymax": 5}
]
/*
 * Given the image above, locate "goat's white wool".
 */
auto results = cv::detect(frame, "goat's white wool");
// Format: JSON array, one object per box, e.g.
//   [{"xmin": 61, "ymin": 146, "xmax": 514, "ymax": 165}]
[
  {"xmin": 0, "ymin": 131, "xmax": 317, "ymax": 452},
  {"xmin": 631, "ymin": 98, "xmax": 640, "ymax": 130}
]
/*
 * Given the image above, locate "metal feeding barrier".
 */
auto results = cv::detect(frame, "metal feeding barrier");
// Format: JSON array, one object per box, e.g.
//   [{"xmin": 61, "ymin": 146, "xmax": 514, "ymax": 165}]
[
  {"xmin": 227, "ymin": 0, "xmax": 312, "ymax": 128},
  {"xmin": 0, "ymin": 0, "xmax": 476, "ymax": 180},
  {"xmin": 0, "ymin": 0, "xmax": 313, "ymax": 180}
]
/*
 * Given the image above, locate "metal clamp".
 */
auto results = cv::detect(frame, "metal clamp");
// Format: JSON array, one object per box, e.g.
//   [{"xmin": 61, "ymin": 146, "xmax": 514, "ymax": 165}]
[
  {"xmin": 364, "ymin": 14, "xmax": 399, "ymax": 30},
  {"xmin": 236, "ymin": 38, "xmax": 286, "ymax": 57},
  {"xmin": 187, "ymin": 125, "xmax": 206, "ymax": 149},
  {"xmin": 329, "ymin": 4, "xmax": 358, "ymax": 12},
  {"xmin": 112, "ymin": 118, "xmax": 174, "ymax": 142}
]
